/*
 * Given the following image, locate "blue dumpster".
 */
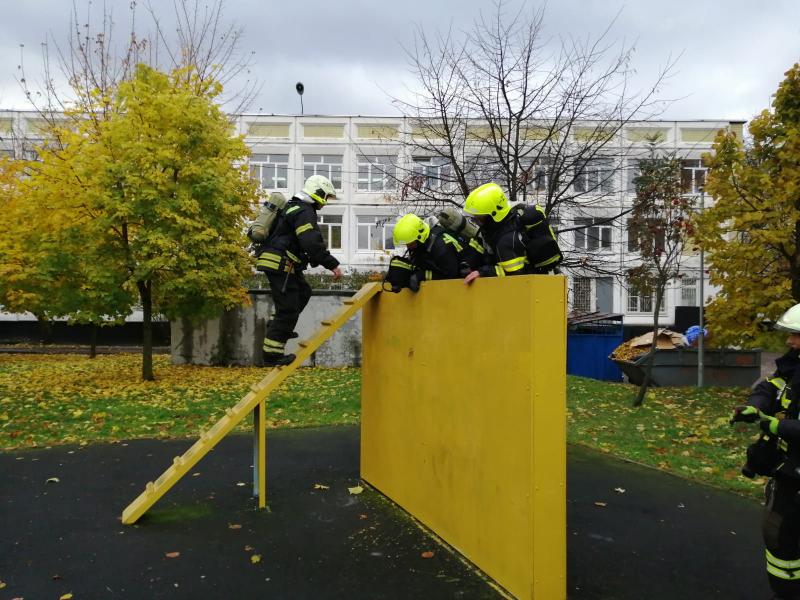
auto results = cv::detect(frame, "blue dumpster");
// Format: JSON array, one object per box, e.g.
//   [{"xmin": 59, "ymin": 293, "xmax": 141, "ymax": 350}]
[{"xmin": 567, "ymin": 312, "xmax": 624, "ymax": 381}]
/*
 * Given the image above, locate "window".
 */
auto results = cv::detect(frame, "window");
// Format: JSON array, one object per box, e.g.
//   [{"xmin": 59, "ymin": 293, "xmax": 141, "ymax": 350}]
[
  {"xmin": 249, "ymin": 154, "xmax": 288, "ymax": 190},
  {"xmin": 318, "ymin": 214, "xmax": 343, "ymax": 251},
  {"xmin": 681, "ymin": 159, "xmax": 707, "ymax": 194},
  {"xmin": 572, "ymin": 277, "xmax": 592, "ymax": 313},
  {"xmin": 627, "ymin": 218, "xmax": 665, "ymax": 254},
  {"xmin": 303, "ymin": 154, "xmax": 343, "ymax": 189},
  {"xmin": 574, "ymin": 218, "xmax": 612, "ymax": 250},
  {"xmin": 679, "ymin": 277, "xmax": 698, "ymax": 307},
  {"xmin": 412, "ymin": 156, "xmax": 452, "ymax": 190},
  {"xmin": 626, "ymin": 159, "xmax": 641, "ymax": 193},
  {"xmin": 357, "ymin": 215, "xmax": 395, "ymax": 251},
  {"xmin": 519, "ymin": 157, "xmax": 553, "ymax": 192},
  {"xmin": 358, "ymin": 155, "xmax": 396, "ymax": 192},
  {"xmin": 627, "ymin": 281, "xmax": 665, "ymax": 314},
  {"xmin": 575, "ymin": 159, "xmax": 614, "ymax": 194}
]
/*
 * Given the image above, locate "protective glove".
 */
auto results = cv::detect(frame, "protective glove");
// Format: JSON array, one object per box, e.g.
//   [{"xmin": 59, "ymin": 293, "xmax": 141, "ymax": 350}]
[
  {"xmin": 759, "ymin": 413, "xmax": 780, "ymax": 436},
  {"xmin": 408, "ymin": 273, "xmax": 420, "ymax": 293},
  {"xmin": 730, "ymin": 405, "xmax": 759, "ymax": 425}
]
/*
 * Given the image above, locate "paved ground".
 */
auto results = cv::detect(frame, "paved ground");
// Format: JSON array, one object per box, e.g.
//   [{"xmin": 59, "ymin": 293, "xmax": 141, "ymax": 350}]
[{"xmin": 1, "ymin": 426, "xmax": 768, "ymax": 599}]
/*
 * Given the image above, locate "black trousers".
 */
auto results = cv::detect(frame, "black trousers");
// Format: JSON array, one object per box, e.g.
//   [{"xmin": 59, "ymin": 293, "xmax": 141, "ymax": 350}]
[
  {"xmin": 264, "ymin": 271, "xmax": 312, "ymax": 347},
  {"xmin": 763, "ymin": 475, "xmax": 800, "ymax": 599}
]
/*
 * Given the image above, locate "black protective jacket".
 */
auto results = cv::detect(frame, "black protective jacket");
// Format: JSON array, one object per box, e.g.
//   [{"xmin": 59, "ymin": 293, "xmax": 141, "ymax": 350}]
[
  {"xmin": 748, "ymin": 349, "xmax": 800, "ymax": 464},
  {"xmin": 476, "ymin": 213, "xmax": 530, "ymax": 278},
  {"xmin": 256, "ymin": 198, "xmax": 339, "ymax": 273},
  {"xmin": 408, "ymin": 226, "xmax": 461, "ymax": 281}
]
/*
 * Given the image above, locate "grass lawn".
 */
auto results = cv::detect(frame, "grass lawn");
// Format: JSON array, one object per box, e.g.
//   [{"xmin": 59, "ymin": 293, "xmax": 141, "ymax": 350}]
[{"xmin": 0, "ymin": 354, "xmax": 764, "ymax": 499}]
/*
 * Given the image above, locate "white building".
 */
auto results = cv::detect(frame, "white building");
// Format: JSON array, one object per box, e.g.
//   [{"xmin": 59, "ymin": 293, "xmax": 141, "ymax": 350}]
[{"xmin": 0, "ymin": 111, "xmax": 744, "ymax": 329}]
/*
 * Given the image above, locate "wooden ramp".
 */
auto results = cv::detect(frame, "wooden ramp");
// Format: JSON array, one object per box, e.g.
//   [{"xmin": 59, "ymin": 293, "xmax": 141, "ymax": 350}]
[{"xmin": 121, "ymin": 282, "xmax": 382, "ymax": 525}]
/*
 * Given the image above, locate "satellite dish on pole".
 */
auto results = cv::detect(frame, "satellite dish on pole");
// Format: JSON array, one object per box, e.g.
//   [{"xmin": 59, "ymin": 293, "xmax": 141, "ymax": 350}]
[{"xmin": 296, "ymin": 82, "xmax": 305, "ymax": 115}]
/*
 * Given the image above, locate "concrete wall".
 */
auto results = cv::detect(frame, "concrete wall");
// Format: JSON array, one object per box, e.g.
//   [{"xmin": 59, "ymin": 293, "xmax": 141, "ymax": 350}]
[{"xmin": 171, "ymin": 290, "xmax": 362, "ymax": 367}]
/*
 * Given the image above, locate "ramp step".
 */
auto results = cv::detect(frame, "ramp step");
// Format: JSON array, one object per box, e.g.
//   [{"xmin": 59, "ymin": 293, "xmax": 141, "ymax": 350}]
[{"xmin": 121, "ymin": 282, "xmax": 383, "ymax": 525}]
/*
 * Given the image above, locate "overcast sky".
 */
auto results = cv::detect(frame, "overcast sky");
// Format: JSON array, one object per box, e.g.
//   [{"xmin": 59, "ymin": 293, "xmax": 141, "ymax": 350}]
[{"xmin": 1, "ymin": 0, "xmax": 798, "ymax": 124}]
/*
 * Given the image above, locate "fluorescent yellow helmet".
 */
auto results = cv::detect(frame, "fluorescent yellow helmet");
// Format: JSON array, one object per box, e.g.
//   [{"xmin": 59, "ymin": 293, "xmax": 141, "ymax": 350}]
[
  {"xmin": 776, "ymin": 303, "xmax": 800, "ymax": 333},
  {"xmin": 464, "ymin": 183, "xmax": 511, "ymax": 222},
  {"xmin": 303, "ymin": 175, "xmax": 337, "ymax": 205},
  {"xmin": 393, "ymin": 213, "xmax": 430, "ymax": 245}
]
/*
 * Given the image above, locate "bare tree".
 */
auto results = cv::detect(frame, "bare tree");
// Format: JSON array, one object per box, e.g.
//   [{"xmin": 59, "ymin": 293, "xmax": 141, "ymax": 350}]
[
  {"xmin": 386, "ymin": 0, "xmax": 675, "ymax": 278},
  {"xmin": 17, "ymin": 0, "xmax": 258, "ymax": 126},
  {"xmin": 627, "ymin": 144, "xmax": 694, "ymax": 406}
]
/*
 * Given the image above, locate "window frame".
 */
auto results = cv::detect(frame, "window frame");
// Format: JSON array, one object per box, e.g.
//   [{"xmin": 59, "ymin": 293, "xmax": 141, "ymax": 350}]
[
  {"xmin": 249, "ymin": 153, "xmax": 289, "ymax": 190},
  {"xmin": 355, "ymin": 214, "xmax": 396, "ymax": 253},
  {"xmin": 574, "ymin": 158, "xmax": 615, "ymax": 194},
  {"xmin": 574, "ymin": 217, "xmax": 613, "ymax": 251},
  {"xmin": 357, "ymin": 155, "xmax": 397, "ymax": 192},
  {"xmin": 303, "ymin": 154, "xmax": 344, "ymax": 190}
]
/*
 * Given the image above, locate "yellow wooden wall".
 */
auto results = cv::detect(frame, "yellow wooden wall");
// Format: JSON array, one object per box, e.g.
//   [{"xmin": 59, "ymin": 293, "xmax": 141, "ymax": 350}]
[{"xmin": 361, "ymin": 275, "xmax": 567, "ymax": 599}]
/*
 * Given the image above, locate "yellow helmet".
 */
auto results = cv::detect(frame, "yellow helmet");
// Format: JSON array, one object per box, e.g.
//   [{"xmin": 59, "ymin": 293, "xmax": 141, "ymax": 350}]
[
  {"xmin": 464, "ymin": 183, "xmax": 511, "ymax": 222},
  {"xmin": 393, "ymin": 213, "xmax": 430, "ymax": 245},
  {"xmin": 303, "ymin": 175, "xmax": 337, "ymax": 206}
]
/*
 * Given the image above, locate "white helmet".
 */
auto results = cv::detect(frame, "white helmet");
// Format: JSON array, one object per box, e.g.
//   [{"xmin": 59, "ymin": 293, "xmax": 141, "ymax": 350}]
[
  {"xmin": 303, "ymin": 175, "xmax": 337, "ymax": 206},
  {"xmin": 776, "ymin": 303, "xmax": 800, "ymax": 333}
]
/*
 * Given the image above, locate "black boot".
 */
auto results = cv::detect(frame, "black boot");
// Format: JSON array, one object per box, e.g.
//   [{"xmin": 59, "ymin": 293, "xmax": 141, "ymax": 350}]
[{"xmin": 262, "ymin": 352, "xmax": 296, "ymax": 367}]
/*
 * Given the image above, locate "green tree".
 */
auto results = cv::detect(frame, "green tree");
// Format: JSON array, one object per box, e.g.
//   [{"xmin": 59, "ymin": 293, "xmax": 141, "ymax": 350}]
[
  {"xmin": 627, "ymin": 145, "xmax": 693, "ymax": 406},
  {"xmin": 696, "ymin": 63, "xmax": 800, "ymax": 347},
  {"xmin": 26, "ymin": 63, "xmax": 256, "ymax": 380}
]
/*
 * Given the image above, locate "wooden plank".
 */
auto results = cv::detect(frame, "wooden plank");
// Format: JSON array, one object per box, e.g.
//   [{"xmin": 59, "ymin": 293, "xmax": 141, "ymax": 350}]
[{"xmin": 121, "ymin": 282, "xmax": 382, "ymax": 524}]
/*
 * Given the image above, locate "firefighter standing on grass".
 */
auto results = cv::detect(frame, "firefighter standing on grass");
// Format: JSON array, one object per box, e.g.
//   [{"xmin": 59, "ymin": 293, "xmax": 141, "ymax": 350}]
[
  {"xmin": 732, "ymin": 303, "xmax": 800, "ymax": 599},
  {"xmin": 255, "ymin": 175, "xmax": 342, "ymax": 366}
]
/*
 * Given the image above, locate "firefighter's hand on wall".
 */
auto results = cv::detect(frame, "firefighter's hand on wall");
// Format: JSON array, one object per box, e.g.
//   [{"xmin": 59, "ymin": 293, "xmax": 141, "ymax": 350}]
[
  {"xmin": 759, "ymin": 413, "xmax": 780, "ymax": 436},
  {"xmin": 330, "ymin": 267, "xmax": 343, "ymax": 281},
  {"xmin": 408, "ymin": 273, "xmax": 420, "ymax": 293},
  {"xmin": 730, "ymin": 405, "xmax": 760, "ymax": 425},
  {"xmin": 464, "ymin": 271, "xmax": 480, "ymax": 286}
]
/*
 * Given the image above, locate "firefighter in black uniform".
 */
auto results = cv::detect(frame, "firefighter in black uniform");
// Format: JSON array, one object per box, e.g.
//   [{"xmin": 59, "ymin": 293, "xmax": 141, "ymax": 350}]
[
  {"xmin": 255, "ymin": 175, "xmax": 342, "ymax": 366},
  {"xmin": 391, "ymin": 213, "xmax": 461, "ymax": 291},
  {"xmin": 462, "ymin": 182, "xmax": 530, "ymax": 284},
  {"xmin": 732, "ymin": 302, "xmax": 800, "ymax": 599}
]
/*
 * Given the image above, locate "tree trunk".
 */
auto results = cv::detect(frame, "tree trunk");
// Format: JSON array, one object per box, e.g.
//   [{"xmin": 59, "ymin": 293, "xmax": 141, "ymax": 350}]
[
  {"xmin": 633, "ymin": 286, "xmax": 664, "ymax": 407},
  {"xmin": 36, "ymin": 314, "xmax": 54, "ymax": 345},
  {"xmin": 89, "ymin": 323, "xmax": 97, "ymax": 359},
  {"xmin": 137, "ymin": 280, "xmax": 154, "ymax": 381}
]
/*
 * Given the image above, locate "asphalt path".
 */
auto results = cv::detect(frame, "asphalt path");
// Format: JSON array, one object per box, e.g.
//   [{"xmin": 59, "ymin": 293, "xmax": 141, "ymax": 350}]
[{"xmin": 0, "ymin": 426, "xmax": 768, "ymax": 599}]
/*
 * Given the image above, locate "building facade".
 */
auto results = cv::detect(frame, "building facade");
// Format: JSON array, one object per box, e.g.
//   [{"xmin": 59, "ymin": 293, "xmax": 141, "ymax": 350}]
[{"xmin": 0, "ymin": 111, "xmax": 744, "ymax": 329}]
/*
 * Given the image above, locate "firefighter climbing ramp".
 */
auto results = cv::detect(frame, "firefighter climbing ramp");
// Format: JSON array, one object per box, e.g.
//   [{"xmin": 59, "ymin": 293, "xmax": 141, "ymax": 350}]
[
  {"xmin": 121, "ymin": 282, "xmax": 382, "ymax": 525},
  {"xmin": 361, "ymin": 276, "xmax": 567, "ymax": 600}
]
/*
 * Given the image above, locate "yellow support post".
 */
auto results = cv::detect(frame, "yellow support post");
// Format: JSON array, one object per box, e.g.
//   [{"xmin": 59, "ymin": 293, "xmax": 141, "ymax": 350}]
[
  {"xmin": 253, "ymin": 398, "xmax": 266, "ymax": 508},
  {"xmin": 361, "ymin": 276, "xmax": 567, "ymax": 600},
  {"xmin": 121, "ymin": 282, "xmax": 382, "ymax": 525}
]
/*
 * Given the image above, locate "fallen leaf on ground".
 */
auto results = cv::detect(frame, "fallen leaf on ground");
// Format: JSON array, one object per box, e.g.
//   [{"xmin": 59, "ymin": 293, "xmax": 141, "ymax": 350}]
[
  {"xmin": 60, "ymin": 594, "xmax": 73, "ymax": 600},
  {"xmin": 594, "ymin": 501, "xmax": 607, "ymax": 507},
  {"xmin": 613, "ymin": 487, "xmax": 626, "ymax": 494},
  {"xmin": 236, "ymin": 482, "xmax": 246, "ymax": 487},
  {"xmin": 46, "ymin": 477, "xmax": 60, "ymax": 484},
  {"xmin": 228, "ymin": 524, "xmax": 242, "ymax": 530},
  {"xmin": 165, "ymin": 551, "xmax": 180, "ymax": 558},
  {"xmin": 313, "ymin": 483, "xmax": 330, "ymax": 490},
  {"xmin": 251, "ymin": 554, "xmax": 261, "ymax": 564},
  {"xmin": 244, "ymin": 545, "xmax": 253, "ymax": 551},
  {"xmin": 0, "ymin": 581, "xmax": 5, "ymax": 589},
  {"xmin": 421, "ymin": 551, "xmax": 435, "ymax": 559},
  {"xmin": 348, "ymin": 485, "xmax": 364, "ymax": 495},
  {"xmin": 359, "ymin": 514, "xmax": 368, "ymax": 520}
]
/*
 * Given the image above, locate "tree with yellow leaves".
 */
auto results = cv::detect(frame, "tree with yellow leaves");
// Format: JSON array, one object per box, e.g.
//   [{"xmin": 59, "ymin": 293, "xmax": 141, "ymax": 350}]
[
  {"xmin": 24, "ymin": 63, "xmax": 256, "ymax": 380},
  {"xmin": 695, "ymin": 63, "xmax": 800, "ymax": 348}
]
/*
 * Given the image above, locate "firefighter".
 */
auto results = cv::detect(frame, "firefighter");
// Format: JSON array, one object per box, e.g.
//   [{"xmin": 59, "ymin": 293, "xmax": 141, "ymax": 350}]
[
  {"xmin": 732, "ymin": 302, "xmax": 800, "ymax": 599},
  {"xmin": 391, "ymin": 213, "xmax": 461, "ymax": 292},
  {"xmin": 461, "ymin": 182, "xmax": 530, "ymax": 284},
  {"xmin": 255, "ymin": 175, "xmax": 342, "ymax": 366}
]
